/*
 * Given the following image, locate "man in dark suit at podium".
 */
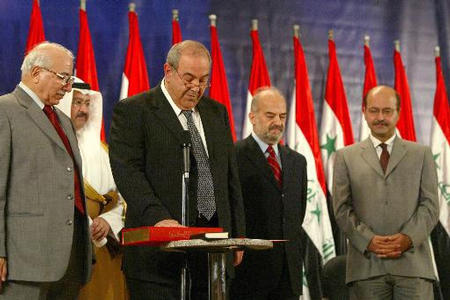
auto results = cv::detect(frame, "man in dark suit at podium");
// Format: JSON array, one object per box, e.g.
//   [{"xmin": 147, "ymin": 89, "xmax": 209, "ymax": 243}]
[
  {"xmin": 231, "ymin": 87, "xmax": 308, "ymax": 300},
  {"xmin": 109, "ymin": 40, "xmax": 245, "ymax": 300}
]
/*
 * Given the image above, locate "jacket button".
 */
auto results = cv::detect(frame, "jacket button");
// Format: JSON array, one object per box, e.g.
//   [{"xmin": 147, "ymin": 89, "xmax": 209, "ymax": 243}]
[
  {"xmin": 67, "ymin": 167, "xmax": 72, "ymax": 172},
  {"xmin": 66, "ymin": 220, "xmax": 73, "ymax": 226},
  {"xmin": 67, "ymin": 194, "xmax": 73, "ymax": 200}
]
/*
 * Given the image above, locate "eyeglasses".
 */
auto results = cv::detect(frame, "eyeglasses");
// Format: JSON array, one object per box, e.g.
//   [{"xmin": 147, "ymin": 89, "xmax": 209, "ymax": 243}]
[
  {"xmin": 171, "ymin": 66, "xmax": 210, "ymax": 89},
  {"xmin": 41, "ymin": 67, "xmax": 75, "ymax": 85}
]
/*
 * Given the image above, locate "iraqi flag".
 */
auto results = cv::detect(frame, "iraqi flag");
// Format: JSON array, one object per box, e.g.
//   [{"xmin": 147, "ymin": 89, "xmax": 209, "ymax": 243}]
[
  {"xmin": 209, "ymin": 15, "xmax": 236, "ymax": 141},
  {"xmin": 172, "ymin": 9, "xmax": 182, "ymax": 45},
  {"xmin": 431, "ymin": 47, "xmax": 450, "ymax": 236},
  {"xmin": 25, "ymin": 0, "xmax": 45, "ymax": 54},
  {"xmin": 320, "ymin": 32, "xmax": 354, "ymax": 193},
  {"xmin": 242, "ymin": 19, "xmax": 271, "ymax": 139},
  {"xmin": 287, "ymin": 26, "xmax": 335, "ymax": 300},
  {"xmin": 76, "ymin": 2, "xmax": 106, "ymax": 142},
  {"xmin": 119, "ymin": 3, "xmax": 150, "ymax": 99},
  {"xmin": 360, "ymin": 35, "xmax": 377, "ymax": 141},
  {"xmin": 394, "ymin": 41, "xmax": 416, "ymax": 141}
]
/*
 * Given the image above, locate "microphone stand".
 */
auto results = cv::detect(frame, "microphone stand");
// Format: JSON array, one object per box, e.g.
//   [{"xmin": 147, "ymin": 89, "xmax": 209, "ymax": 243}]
[{"xmin": 181, "ymin": 133, "xmax": 191, "ymax": 300}]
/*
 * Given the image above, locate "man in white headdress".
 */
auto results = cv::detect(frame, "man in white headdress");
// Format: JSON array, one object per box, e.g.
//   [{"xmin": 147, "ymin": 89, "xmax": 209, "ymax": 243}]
[{"xmin": 57, "ymin": 78, "xmax": 127, "ymax": 299}]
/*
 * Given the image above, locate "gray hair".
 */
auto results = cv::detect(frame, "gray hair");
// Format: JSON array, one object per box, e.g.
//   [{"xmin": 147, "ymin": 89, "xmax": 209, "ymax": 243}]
[
  {"xmin": 21, "ymin": 42, "xmax": 74, "ymax": 77},
  {"xmin": 166, "ymin": 40, "xmax": 211, "ymax": 69},
  {"xmin": 251, "ymin": 87, "xmax": 285, "ymax": 112}
]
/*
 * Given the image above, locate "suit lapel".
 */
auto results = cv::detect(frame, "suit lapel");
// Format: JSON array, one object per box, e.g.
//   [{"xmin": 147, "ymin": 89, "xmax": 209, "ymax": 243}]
[
  {"xmin": 14, "ymin": 87, "xmax": 66, "ymax": 151},
  {"xmin": 360, "ymin": 138, "xmax": 385, "ymax": 178},
  {"xmin": 151, "ymin": 86, "xmax": 185, "ymax": 144},
  {"xmin": 196, "ymin": 99, "xmax": 215, "ymax": 160},
  {"xmin": 279, "ymin": 145, "xmax": 292, "ymax": 192},
  {"xmin": 244, "ymin": 136, "xmax": 281, "ymax": 191},
  {"xmin": 385, "ymin": 137, "xmax": 407, "ymax": 177}
]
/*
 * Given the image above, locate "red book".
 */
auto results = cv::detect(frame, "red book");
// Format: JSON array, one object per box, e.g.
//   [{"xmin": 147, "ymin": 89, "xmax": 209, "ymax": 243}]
[{"xmin": 121, "ymin": 226, "xmax": 223, "ymax": 246}]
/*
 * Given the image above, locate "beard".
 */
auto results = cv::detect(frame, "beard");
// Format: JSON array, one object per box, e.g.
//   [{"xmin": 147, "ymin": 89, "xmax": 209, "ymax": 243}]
[{"xmin": 262, "ymin": 124, "xmax": 284, "ymax": 144}]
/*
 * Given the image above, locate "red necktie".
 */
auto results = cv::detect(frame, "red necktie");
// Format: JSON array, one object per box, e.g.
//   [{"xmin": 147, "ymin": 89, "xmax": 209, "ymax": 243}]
[
  {"xmin": 267, "ymin": 145, "xmax": 282, "ymax": 188},
  {"xmin": 379, "ymin": 143, "xmax": 390, "ymax": 174},
  {"xmin": 43, "ymin": 105, "xmax": 85, "ymax": 214}
]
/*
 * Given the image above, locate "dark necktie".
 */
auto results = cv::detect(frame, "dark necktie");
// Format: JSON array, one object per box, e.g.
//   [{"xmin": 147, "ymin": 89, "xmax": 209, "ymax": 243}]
[
  {"xmin": 43, "ymin": 105, "xmax": 85, "ymax": 214},
  {"xmin": 182, "ymin": 110, "xmax": 216, "ymax": 220},
  {"xmin": 267, "ymin": 145, "xmax": 282, "ymax": 188},
  {"xmin": 379, "ymin": 143, "xmax": 390, "ymax": 174}
]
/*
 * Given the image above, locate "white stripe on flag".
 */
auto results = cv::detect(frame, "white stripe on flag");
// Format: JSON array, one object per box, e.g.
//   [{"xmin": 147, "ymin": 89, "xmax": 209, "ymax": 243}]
[
  {"xmin": 119, "ymin": 73, "xmax": 129, "ymax": 101},
  {"xmin": 242, "ymin": 90, "xmax": 253, "ymax": 139}
]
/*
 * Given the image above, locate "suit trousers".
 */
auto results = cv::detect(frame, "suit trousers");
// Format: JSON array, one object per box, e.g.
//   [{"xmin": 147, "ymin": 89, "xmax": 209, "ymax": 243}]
[
  {"xmin": 349, "ymin": 274, "xmax": 433, "ymax": 300},
  {"xmin": 0, "ymin": 210, "xmax": 86, "ymax": 300}
]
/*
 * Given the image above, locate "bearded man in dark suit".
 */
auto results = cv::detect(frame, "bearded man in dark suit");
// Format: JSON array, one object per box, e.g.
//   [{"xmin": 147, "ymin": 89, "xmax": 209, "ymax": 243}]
[
  {"xmin": 231, "ymin": 87, "xmax": 308, "ymax": 300},
  {"xmin": 109, "ymin": 40, "xmax": 245, "ymax": 300}
]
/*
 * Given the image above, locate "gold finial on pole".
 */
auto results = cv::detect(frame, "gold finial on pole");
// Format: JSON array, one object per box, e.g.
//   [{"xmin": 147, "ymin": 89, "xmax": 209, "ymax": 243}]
[
  {"xmin": 129, "ymin": 2, "xmax": 135, "ymax": 12},
  {"xmin": 394, "ymin": 40, "xmax": 400, "ymax": 52},
  {"xmin": 209, "ymin": 14, "xmax": 217, "ymax": 27},
  {"xmin": 80, "ymin": 0, "xmax": 86, "ymax": 11},
  {"xmin": 364, "ymin": 35, "xmax": 370, "ymax": 46},
  {"xmin": 328, "ymin": 29, "xmax": 334, "ymax": 40},
  {"xmin": 172, "ymin": 9, "xmax": 179, "ymax": 21},
  {"xmin": 434, "ymin": 46, "xmax": 440, "ymax": 57},
  {"xmin": 251, "ymin": 19, "xmax": 258, "ymax": 31},
  {"xmin": 293, "ymin": 25, "xmax": 300, "ymax": 38}
]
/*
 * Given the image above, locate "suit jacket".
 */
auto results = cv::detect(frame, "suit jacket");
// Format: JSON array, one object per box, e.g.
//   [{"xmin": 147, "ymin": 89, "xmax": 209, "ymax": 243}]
[
  {"xmin": 0, "ymin": 86, "xmax": 92, "ymax": 283},
  {"xmin": 232, "ymin": 135, "xmax": 307, "ymax": 295},
  {"xmin": 333, "ymin": 137, "xmax": 439, "ymax": 284},
  {"xmin": 109, "ymin": 85, "xmax": 245, "ymax": 284}
]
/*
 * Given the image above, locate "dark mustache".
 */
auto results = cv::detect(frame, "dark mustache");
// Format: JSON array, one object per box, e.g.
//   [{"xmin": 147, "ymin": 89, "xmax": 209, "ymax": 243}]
[
  {"xmin": 373, "ymin": 120, "xmax": 387, "ymax": 126},
  {"xmin": 76, "ymin": 112, "xmax": 88, "ymax": 118},
  {"xmin": 269, "ymin": 124, "xmax": 284, "ymax": 131}
]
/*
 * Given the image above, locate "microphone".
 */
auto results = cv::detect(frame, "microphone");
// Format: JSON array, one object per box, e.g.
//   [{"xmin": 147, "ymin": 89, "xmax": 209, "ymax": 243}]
[{"xmin": 181, "ymin": 130, "xmax": 191, "ymax": 176}]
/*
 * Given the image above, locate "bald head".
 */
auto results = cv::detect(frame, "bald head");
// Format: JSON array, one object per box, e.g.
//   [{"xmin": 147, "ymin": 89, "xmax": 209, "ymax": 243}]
[
  {"xmin": 363, "ymin": 85, "xmax": 400, "ymax": 141},
  {"xmin": 364, "ymin": 85, "xmax": 400, "ymax": 111},
  {"xmin": 20, "ymin": 42, "xmax": 74, "ymax": 106},
  {"xmin": 166, "ymin": 40, "xmax": 211, "ymax": 70},
  {"xmin": 249, "ymin": 87, "xmax": 287, "ymax": 145}
]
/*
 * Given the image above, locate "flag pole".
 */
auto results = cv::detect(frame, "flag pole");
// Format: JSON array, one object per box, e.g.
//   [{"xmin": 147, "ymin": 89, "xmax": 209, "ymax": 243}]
[
  {"xmin": 435, "ymin": 46, "xmax": 440, "ymax": 57},
  {"xmin": 129, "ymin": 2, "xmax": 135, "ymax": 12},
  {"xmin": 293, "ymin": 24, "xmax": 300, "ymax": 38},
  {"xmin": 80, "ymin": 0, "xmax": 86, "ymax": 11}
]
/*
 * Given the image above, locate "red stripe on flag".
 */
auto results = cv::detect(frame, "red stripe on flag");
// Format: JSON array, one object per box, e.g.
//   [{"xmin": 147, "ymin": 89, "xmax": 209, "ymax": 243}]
[
  {"xmin": 172, "ymin": 19, "xmax": 182, "ymax": 45},
  {"xmin": 248, "ymin": 30, "xmax": 271, "ymax": 95},
  {"xmin": 394, "ymin": 49, "xmax": 416, "ymax": 141},
  {"xmin": 293, "ymin": 36, "xmax": 327, "ymax": 194},
  {"xmin": 434, "ymin": 56, "xmax": 450, "ymax": 143},
  {"xmin": 325, "ymin": 40, "xmax": 354, "ymax": 146},
  {"xmin": 76, "ymin": 8, "xmax": 106, "ymax": 142},
  {"xmin": 124, "ymin": 10, "xmax": 150, "ymax": 97},
  {"xmin": 25, "ymin": 0, "xmax": 45, "ymax": 54},
  {"xmin": 363, "ymin": 45, "xmax": 377, "ymax": 104},
  {"xmin": 209, "ymin": 25, "xmax": 236, "ymax": 141}
]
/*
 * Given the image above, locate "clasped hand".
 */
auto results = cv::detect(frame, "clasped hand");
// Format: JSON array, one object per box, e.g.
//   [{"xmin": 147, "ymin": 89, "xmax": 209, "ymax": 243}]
[{"xmin": 367, "ymin": 233, "xmax": 412, "ymax": 258}]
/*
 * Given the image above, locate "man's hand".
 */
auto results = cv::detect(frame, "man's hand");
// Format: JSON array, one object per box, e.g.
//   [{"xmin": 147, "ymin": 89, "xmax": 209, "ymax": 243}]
[
  {"xmin": 0, "ymin": 257, "xmax": 7, "ymax": 291},
  {"xmin": 91, "ymin": 217, "xmax": 111, "ymax": 242},
  {"xmin": 387, "ymin": 233, "xmax": 412, "ymax": 253},
  {"xmin": 233, "ymin": 250, "xmax": 244, "ymax": 266},
  {"xmin": 154, "ymin": 219, "xmax": 184, "ymax": 227},
  {"xmin": 367, "ymin": 235, "xmax": 401, "ymax": 258}
]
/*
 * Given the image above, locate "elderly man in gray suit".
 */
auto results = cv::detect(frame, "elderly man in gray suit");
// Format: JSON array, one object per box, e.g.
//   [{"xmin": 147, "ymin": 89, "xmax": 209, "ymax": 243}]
[
  {"xmin": 333, "ymin": 85, "xmax": 439, "ymax": 299},
  {"xmin": 0, "ymin": 42, "xmax": 92, "ymax": 299}
]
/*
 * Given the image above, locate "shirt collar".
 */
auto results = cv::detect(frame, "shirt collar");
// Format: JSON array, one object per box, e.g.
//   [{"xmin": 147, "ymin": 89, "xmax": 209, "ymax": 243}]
[
  {"xmin": 161, "ymin": 79, "xmax": 195, "ymax": 116},
  {"xmin": 369, "ymin": 133, "xmax": 396, "ymax": 148},
  {"xmin": 19, "ymin": 82, "xmax": 45, "ymax": 109},
  {"xmin": 251, "ymin": 131, "xmax": 280, "ymax": 157}
]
